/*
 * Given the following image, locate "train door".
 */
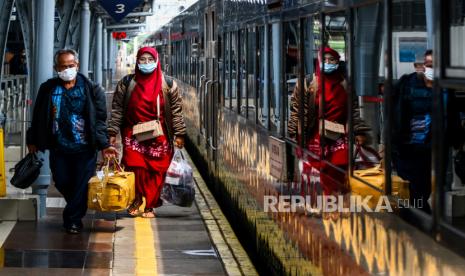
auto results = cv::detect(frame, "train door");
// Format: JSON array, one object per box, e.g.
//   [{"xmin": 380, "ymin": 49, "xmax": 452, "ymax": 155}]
[{"xmin": 204, "ymin": 4, "xmax": 218, "ymax": 172}]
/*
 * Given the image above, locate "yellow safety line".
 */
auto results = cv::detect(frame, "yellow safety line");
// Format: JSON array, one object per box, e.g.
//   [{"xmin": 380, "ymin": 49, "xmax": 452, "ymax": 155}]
[
  {"xmin": 183, "ymin": 149, "xmax": 258, "ymax": 275},
  {"xmin": 135, "ymin": 217, "xmax": 157, "ymax": 275},
  {"xmin": 0, "ymin": 247, "xmax": 4, "ymax": 268}
]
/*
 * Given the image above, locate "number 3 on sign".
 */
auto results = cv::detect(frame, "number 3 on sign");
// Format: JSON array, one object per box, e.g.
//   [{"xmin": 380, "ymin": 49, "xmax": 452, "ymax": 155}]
[{"xmin": 115, "ymin": 3, "xmax": 125, "ymax": 13}]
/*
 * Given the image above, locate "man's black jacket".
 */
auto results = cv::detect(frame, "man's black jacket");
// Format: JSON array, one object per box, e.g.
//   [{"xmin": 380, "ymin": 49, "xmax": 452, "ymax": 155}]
[{"xmin": 26, "ymin": 73, "xmax": 110, "ymax": 151}]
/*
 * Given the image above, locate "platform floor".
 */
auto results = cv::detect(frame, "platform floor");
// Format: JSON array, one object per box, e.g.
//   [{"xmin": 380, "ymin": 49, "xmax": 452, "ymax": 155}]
[
  {"xmin": 1, "ymin": 204, "xmax": 226, "ymax": 275},
  {"xmin": 0, "ymin": 150, "xmax": 256, "ymax": 275}
]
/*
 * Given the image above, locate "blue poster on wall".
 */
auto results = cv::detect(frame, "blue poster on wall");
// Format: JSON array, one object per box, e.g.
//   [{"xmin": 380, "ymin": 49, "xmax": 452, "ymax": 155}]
[
  {"xmin": 399, "ymin": 37, "xmax": 427, "ymax": 63},
  {"xmin": 98, "ymin": 0, "xmax": 144, "ymax": 22}
]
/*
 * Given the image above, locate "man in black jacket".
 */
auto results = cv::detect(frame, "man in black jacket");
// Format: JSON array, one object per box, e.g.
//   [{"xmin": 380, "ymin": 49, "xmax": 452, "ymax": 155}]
[{"xmin": 27, "ymin": 49, "xmax": 116, "ymax": 234}]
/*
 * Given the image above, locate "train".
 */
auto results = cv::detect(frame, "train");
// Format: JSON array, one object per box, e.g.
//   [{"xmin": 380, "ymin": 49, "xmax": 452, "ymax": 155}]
[{"xmin": 144, "ymin": 0, "xmax": 465, "ymax": 275}]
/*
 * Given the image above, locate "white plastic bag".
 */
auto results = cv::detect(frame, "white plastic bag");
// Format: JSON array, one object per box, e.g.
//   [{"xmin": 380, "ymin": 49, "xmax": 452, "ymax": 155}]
[
  {"xmin": 161, "ymin": 149, "xmax": 195, "ymax": 207},
  {"xmin": 354, "ymin": 145, "xmax": 381, "ymax": 170}
]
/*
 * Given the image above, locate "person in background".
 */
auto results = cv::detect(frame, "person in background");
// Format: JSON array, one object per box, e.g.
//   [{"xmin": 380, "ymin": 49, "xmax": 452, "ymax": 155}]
[
  {"xmin": 9, "ymin": 49, "xmax": 28, "ymax": 75},
  {"xmin": 107, "ymin": 47, "xmax": 186, "ymax": 218},
  {"xmin": 394, "ymin": 49, "xmax": 465, "ymax": 212},
  {"xmin": 27, "ymin": 49, "xmax": 116, "ymax": 234},
  {"xmin": 288, "ymin": 46, "xmax": 371, "ymax": 196}
]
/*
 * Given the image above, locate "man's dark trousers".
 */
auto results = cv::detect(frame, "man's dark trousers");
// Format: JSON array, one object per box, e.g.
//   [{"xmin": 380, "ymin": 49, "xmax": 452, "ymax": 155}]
[
  {"xmin": 394, "ymin": 147, "xmax": 432, "ymax": 213},
  {"xmin": 50, "ymin": 149, "xmax": 96, "ymax": 228}
]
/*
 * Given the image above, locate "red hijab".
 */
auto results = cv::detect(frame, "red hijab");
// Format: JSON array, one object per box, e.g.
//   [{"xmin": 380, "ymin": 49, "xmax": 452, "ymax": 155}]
[
  {"xmin": 127, "ymin": 47, "xmax": 164, "ymax": 125},
  {"xmin": 315, "ymin": 46, "xmax": 347, "ymax": 123}
]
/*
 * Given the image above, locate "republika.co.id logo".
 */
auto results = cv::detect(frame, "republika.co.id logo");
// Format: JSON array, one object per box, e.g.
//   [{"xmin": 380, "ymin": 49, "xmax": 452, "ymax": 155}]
[{"xmin": 263, "ymin": 195, "xmax": 423, "ymax": 213}]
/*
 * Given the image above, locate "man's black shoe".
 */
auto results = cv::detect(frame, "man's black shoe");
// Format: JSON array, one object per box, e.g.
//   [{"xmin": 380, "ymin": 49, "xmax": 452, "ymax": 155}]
[{"xmin": 65, "ymin": 224, "xmax": 82, "ymax": 234}]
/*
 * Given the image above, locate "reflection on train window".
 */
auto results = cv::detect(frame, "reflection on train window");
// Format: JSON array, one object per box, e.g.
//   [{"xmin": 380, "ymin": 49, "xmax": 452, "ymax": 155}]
[
  {"xmin": 240, "ymin": 29, "xmax": 247, "ymax": 116},
  {"xmin": 231, "ymin": 32, "xmax": 238, "ymax": 112},
  {"xmin": 312, "ymin": 13, "xmax": 350, "ymax": 195},
  {"xmin": 449, "ymin": 0, "xmax": 465, "ymax": 68},
  {"xmin": 348, "ymin": 4, "xmax": 388, "ymax": 209},
  {"xmin": 258, "ymin": 26, "xmax": 268, "ymax": 129},
  {"xmin": 224, "ymin": 32, "xmax": 230, "ymax": 107},
  {"xmin": 269, "ymin": 23, "xmax": 281, "ymax": 134},
  {"xmin": 303, "ymin": 18, "xmax": 315, "ymax": 78},
  {"xmin": 184, "ymin": 41, "xmax": 189, "ymax": 83},
  {"xmin": 247, "ymin": 27, "xmax": 257, "ymax": 121},
  {"xmin": 284, "ymin": 20, "xmax": 299, "ymax": 140},
  {"xmin": 177, "ymin": 42, "xmax": 181, "ymax": 78}
]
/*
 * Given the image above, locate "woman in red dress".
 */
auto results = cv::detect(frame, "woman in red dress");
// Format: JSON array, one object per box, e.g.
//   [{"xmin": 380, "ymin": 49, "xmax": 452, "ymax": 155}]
[
  {"xmin": 289, "ymin": 46, "xmax": 370, "ymax": 196},
  {"xmin": 107, "ymin": 47, "xmax": 186, "ymax": 218}
]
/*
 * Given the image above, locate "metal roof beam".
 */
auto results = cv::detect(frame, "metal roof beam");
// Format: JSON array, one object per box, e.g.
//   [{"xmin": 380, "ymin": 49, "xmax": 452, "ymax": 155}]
[
  {"xmin": 101, "ymin": 11, "xmax": 153, "ymax": 19},
  {"xmin": 106, "ymin": 23, "xmax": 146, "ymax": 29}
]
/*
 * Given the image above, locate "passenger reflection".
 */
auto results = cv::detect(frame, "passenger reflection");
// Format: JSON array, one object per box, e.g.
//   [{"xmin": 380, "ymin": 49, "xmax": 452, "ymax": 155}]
[{"xmin": 289, "ymin": 46, "xmax": 371, "ymax": 207}]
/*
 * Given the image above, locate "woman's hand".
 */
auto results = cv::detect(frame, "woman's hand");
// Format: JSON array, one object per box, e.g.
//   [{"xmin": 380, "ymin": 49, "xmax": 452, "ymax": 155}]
[
  {"xmin": 109, "ymin": 136, "xmax": 117, "ymax": 146},
  {"xmin": 102, "ymin": 146, "xmax": 118, "ymax": 159},
  {"xmin": 355, "ymin": 135, "xmax": 367, "ymax": 145},
  {"xmin": 175, "ymin": 136, "xmax": 184, "ymax": 148}
]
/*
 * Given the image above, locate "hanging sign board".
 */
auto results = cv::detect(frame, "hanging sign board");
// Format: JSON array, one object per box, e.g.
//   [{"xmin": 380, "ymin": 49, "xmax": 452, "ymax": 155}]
[
  {"xmin": 112, "ymin": 32, "xmax": 127, "ymax": 40},
  {"xmin": 98, "ymin": 0, "xmax": 144, "ymax": 22}
]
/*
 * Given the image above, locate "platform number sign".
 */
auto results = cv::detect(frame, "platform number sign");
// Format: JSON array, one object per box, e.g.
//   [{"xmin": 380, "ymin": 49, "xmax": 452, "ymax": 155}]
[{"xmin": 98, "ymin": 0, "xmax": 144, "ymax": 22}]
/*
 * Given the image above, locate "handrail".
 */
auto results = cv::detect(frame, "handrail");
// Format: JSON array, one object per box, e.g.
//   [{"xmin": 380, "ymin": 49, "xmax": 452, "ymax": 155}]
[{"xmin": 0, "ymin": 75, "xmax": 29, "ymax": 158}]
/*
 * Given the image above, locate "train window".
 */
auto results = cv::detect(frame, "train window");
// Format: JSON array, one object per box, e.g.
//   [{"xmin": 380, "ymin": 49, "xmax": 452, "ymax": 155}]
[
  {"xmin": 231, "ymin": 32, "xmax": 239, "ymax": 112},
  {"xmin": 315, "ymin": 12, "xmax": 349, "ymax": 195},
  {"xmin": 287, "ymin": 17, "xmax": 316, "ymax": 146},
  {"xmin": 239, "ymin": 29, "xmax": 247, "ymax": 117},
  {"xmin": 176, "ymin": 42, "xmax": 181, "ymax": 78},
  {"xmin": 247, "ymin": 27, "xmax": 257, "ymax": 121},
  {"xmin": 448, "ymin": 0, "xmax": 465, "ymax": 76},
  {"xmin": 258, "ymin": 26, "xmax": 269, "ymax": 129},
  {"xmin": 346, "ymin": 4, "xmax": 388, "ymax": 208},
  {"xmin": 284, "ymin": 20, "xmax": 300, "ymax": 140},
  {"xmin": 184, "ymin": 40, "xmax": 189, "ymax": 83},
  {"xmin": 180, "ymin": 41, "xmax": 184, "ymax": 80},
  {"xmin": 224, "ymin": 32, "xmax": 230, "ymax": 108},
  {"xmin": 269, "ymin": 22, "xmax": 282, "ymax": 134}
]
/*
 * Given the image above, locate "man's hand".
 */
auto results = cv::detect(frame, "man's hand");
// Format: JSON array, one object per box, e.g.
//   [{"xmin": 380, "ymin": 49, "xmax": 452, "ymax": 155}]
[
  {"xmin": 174, "ymin": 136, "xmax": 184, "ymax": 148},
  {"xmin": 27, "ymin": 144, "xmax": 38, "ymax": 154},
  {"xmin": 102, "ymin": 146, "xmax": 118, "ymax": 159}
]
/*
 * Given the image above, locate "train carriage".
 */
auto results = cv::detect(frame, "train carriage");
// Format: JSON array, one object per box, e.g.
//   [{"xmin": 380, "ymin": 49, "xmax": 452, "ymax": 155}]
[{"xmin": 145, "ymin": 0, "xmax": 465, "ymax": 274}]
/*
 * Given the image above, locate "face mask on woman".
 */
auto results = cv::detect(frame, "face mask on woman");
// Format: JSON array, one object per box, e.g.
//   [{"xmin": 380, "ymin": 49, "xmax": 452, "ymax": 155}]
[
  {"xmin": 58, "ymin": 67, "xmax": 77, "ymax": 81},
  {"xmin": 138, "ymin": 61, "xmax": 158, "ymax": 74},
  {"xmin": 322, "ymin": 63, "xmax": 339, "ymax": 74},
  {"xmin": 424, "ymin": 67, "xmax": 434, "ymax": 81}
]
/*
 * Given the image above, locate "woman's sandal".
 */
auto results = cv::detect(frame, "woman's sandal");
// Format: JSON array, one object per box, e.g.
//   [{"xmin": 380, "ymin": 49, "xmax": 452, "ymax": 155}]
[
  {"xmin": 141, "ymin": 208, "xmax": 156, "ymax": 218},
  {"xmin": 127, "ymin": 198, "xmax": 143, "ymax": 217}
]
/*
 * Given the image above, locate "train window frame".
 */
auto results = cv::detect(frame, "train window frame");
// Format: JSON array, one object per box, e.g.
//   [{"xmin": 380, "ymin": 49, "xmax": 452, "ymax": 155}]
[
  {"xmin": 283, "ymin": 19, "xmax": 301, "ymax": 143},
  {"xmin": 224, "ymin": 31, "xmax": 231, "ymax": 109},
  {"xmin": 432, "ymin": 0, "xmax": 465, "ymax": 254},
  {"xmin": 445, "ymin": 0, "xmax": 465, "ymax": 78},
  {"xmin": 269, "ymin": 21, "xmax": 283, "ymax": 136},
  {"xmin": 239, "ymin": 28, "xmax": 248, "ymax": 117},
  {"xmin": 257, "ymin": 24, "xmax": 269, "ymax": 130},
  {"xmin": 231, "ymin": 31, "xmax": 239, "ymax": 113},
  {"xmin": 246, "ymin": 26, "xmax": 258, "ymax": 123}
]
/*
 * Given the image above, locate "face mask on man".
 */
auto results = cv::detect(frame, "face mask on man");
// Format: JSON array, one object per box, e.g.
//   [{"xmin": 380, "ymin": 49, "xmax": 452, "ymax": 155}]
[
  {"xmin": 424, "ymin": 67, "xmax": 434, "ymax": 81},
  {"xmin": 321, "ymin": 63, "xmax": 339, "ymax": 74},
  {"xmin": 138, "ymin": 61, "xmax": 158, "ymax": 74},
  {"xmin": 58, "ymin": 67, "xmax": 77, "ymax": 81}
]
